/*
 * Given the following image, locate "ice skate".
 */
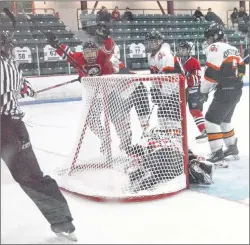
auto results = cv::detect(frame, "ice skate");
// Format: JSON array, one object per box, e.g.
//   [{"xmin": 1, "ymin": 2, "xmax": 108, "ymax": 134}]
[
  {"xmin": 51, "ymin": 222, "xmax": 77, "ymax": 242},
  {"xmin": 195, "ymin": 129, "xmax": 208, "ymax": 143},
  {"xmin": 206, "ymin": 149, "xmax": 228, "ymax": 168},
  {"xmin": 224, "ymin": 138, "xmax": 240, "ymax": 160}
]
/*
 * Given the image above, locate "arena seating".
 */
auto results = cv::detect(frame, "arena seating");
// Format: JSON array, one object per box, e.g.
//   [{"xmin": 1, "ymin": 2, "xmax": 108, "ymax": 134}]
[
  {"xmin": 81, "ymin": 13, "xmax": 245, "ymax": 69},
  {"xmin": 1, "ymin": 11, "xmax": 246, "ymax": 76},
  {"xmin": 0, "ymin": 12, "xmax": 82, "ymax": 76}
]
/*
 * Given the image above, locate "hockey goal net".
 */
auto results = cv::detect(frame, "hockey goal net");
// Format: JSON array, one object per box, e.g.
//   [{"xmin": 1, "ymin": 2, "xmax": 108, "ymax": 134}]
[{"xmin": 55, "ymin": 74, "xmax": 188, "ymax": 201}]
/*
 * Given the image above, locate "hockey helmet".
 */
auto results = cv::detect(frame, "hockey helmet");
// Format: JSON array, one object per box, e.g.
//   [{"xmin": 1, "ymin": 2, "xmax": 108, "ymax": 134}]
[
  {"xmin": 0, "ymin": 32, "xmax": 14, "ymax": 58},
  {"xmin": 178, "ymin": 41, "xmax": 192, "ymax": 62},
  {"xmin": 82, "ymin": 41, "xmax": 98, "ymax": 64},
  {"xmin": 204, "ymin": 23, "xmax": 224, "ymax": 45},
  {"xmin": 144, "ymin": 30, "xmax": 163, "ymax": 53}
]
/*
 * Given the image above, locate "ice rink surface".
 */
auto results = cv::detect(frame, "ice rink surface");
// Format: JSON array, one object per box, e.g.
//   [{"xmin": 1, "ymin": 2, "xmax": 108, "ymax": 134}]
[{"xmin": 1, "ymin": 75, "xmax": 249, "ymax": 244}]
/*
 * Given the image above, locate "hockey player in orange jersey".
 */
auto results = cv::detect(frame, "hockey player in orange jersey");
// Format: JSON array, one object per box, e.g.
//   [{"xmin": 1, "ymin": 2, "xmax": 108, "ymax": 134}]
[{"xmin": 200, "ymin": 23, "xmax": 246, "ymax": 167}]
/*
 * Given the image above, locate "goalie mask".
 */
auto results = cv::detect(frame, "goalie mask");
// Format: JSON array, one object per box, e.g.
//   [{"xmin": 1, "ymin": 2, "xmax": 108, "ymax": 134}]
[
  {"xmin": 0, "ymin": 32, "xmax": 14, "ymax": 58},
  {"xmin": 204, "ymin": 23, "xmax": 224, "ymax": 45},
  {"xmin": 178, "ymin": 41, "xmax": 191, "ymax": 63},
  {"xmin": 82, "ymin": 41, "xmax": 98, "ymax": 64},
  {"xmin": 144, "ymin": 30, "xmax": 163, "ymax": 54}
]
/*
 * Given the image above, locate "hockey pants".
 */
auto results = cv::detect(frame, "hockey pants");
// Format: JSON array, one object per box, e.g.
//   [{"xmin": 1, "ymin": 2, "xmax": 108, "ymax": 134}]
[{"xmin": 1, "ymin": 116, "xmax": 73, "ymax": 226}]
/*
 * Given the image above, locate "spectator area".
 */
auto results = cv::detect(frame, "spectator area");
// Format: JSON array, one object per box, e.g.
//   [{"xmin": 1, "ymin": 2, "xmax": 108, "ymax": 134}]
[
  {"xmin": 81, "ymin": 13, "xmax": 246, "ymax": 69},
  {"xmin": 0, "ymin": 11, "xmax": 247, "ymax": 76},
  {"xmin": 0, "ymin": 12, "xmax": 82, "ymax": 76}
]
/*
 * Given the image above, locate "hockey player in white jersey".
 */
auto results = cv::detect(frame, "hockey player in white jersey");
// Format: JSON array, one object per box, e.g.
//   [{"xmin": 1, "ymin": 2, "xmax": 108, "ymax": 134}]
[
  {"xmin": 145, "ymin": 30, "xmax": 183, "ymax": 75},
  {"xmin": 200, "ymin": 23, "xmax": 246, "ymax": 166},
  {"xmin": 144, "ymin": 30, "xmax": 184, "ymax": 132}
]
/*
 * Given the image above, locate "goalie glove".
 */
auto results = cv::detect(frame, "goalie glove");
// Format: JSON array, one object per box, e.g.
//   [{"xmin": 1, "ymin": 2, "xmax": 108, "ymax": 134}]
[{"xmin": 189, "ymin": 159, "xmax": 213, "ymax": 185}]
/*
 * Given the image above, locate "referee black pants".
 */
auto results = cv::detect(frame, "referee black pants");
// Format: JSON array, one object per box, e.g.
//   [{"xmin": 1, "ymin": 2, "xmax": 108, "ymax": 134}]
[{"xmin": 1, "ymin": 115, "xmax": 73, "ymax": 226}]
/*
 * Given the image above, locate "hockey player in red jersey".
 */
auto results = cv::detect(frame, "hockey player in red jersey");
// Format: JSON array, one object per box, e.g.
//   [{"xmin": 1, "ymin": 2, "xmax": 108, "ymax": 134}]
[
  {"xmin": 45, "ymin": 22, "xmax": 115, "ymax": 77},
  {"xmin": 178, "ymin": 41, "xmax": 207, "ymax": 142},
  {"xmin": 45, "ymin": 23, "xmax": 117, "ymax": 153}
]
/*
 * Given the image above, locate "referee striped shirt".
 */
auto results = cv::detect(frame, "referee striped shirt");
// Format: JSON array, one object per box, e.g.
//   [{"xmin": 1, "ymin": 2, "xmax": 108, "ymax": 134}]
[{"xmin": 1, "ymin": 53, "xmax": 34, "ymax": 118}]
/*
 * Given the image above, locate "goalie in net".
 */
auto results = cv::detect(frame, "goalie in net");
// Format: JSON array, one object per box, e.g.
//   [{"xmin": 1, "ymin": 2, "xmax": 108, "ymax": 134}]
[{"xmin": 126, "ymin": 127, "xmax": 213, "ymax": 192}]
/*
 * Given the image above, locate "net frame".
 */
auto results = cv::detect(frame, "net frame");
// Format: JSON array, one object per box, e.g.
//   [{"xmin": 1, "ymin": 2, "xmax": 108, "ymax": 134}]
[{"xmin": 56, "ymin": 74, "xmax": 189, "ymax": 202}]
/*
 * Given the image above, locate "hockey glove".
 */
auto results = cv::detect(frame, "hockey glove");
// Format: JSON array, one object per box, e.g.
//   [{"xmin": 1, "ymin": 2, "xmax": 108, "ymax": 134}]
[
  {"xmin": 199, "ymin": 93, "xmax": 208, "ymax": 103},
  {"xmin": 45, "ymin": 32, "xmax": 60, "ymax": 49},
  {"xmin": 95, "ymin": 22, "xmax": 110, "ymax": 44}
]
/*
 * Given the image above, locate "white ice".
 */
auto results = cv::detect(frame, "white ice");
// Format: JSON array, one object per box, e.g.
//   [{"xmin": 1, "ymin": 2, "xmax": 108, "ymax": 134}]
[{"xmin": 1, "ymin": 77, "xmax": 249, "ymax": 244}]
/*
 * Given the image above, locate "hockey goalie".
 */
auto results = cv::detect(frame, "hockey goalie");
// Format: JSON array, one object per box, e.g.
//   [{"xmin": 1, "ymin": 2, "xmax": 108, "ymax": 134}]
[{"xmin": 126, "ymin": 128, "xmax": 213, "ymax": 192}]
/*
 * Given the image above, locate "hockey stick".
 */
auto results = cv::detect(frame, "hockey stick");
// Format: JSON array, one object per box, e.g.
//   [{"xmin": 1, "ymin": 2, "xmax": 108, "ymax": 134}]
[
  {"xmin": 21, "ymin": 11, "xmax": 86, "ymax": 74},
  {"xmin": 3, "ymin": 8, "xmax": 16, "ymax": 38},
  {"xmin": 36, "ymin": 77, "xmax": 80, "ymax": 94}
]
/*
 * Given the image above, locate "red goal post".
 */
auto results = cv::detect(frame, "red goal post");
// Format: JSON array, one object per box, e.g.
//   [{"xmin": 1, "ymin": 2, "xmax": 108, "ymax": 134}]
[{"xmin": 55, "ymin": 73, "xmax": 189, "ymax": 202}]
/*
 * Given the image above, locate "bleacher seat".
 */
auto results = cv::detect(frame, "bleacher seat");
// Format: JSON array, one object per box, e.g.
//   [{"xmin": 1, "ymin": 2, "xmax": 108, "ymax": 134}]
[
  {"xmin": 1, "ymin": 10, "xmax": 246, "ymax": 74},
  {"xmin": 29, "ymin": 14, "xmax": 59, "ymax": 22}
]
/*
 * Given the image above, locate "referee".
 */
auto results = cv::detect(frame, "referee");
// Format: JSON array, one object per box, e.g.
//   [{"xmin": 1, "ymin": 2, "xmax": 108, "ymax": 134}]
[{"xmin": 0, "ymin": 32, "xmax": 76, "ymax": 240}]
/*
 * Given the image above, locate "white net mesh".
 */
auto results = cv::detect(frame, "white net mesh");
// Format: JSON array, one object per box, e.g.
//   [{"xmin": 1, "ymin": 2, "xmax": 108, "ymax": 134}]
[{"xmin": 54, "ymin": 74, "xmax": 188, "ymax": 201}]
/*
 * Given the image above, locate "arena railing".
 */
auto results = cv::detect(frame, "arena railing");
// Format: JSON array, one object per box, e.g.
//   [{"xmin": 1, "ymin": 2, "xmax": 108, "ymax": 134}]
[
  {"xmin": 13, "ymin": 7, "xmax": 56, "ymax": 15},
  {"xmin": 76, "ymin": 8, "xmax": 193, "ymax": 31}
]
